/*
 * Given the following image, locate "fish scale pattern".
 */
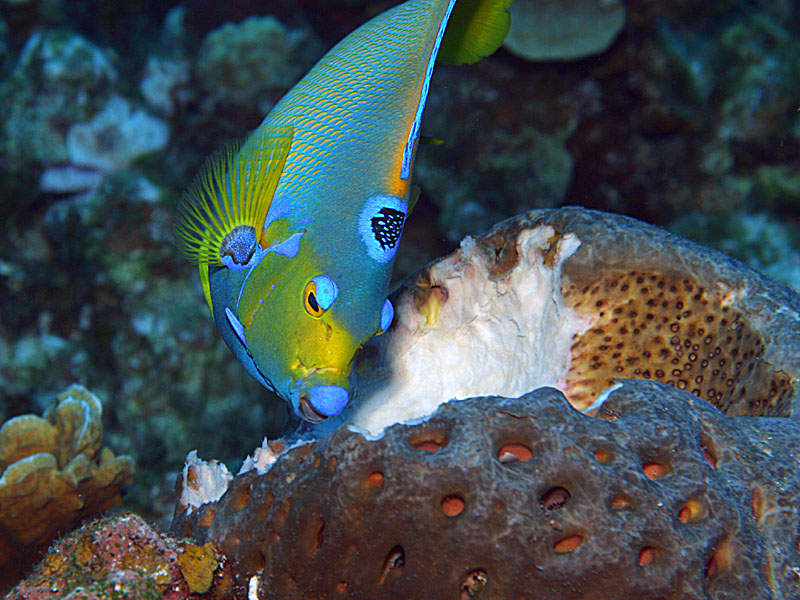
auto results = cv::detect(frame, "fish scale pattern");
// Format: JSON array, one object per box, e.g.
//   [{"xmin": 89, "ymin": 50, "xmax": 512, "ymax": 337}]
[
  {"xmin": 267, "ymin": 0, "xmax": 443, "ymax": 203},
  {"xmin": 172, "ymin": 382, "xmax": 800, "ymax": 600}
]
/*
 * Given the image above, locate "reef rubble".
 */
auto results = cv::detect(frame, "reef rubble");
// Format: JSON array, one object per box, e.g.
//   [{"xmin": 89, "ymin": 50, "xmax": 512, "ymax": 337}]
[{"xmin": 6, "ymin": 512, "xmax": 233, "ymax": 600}]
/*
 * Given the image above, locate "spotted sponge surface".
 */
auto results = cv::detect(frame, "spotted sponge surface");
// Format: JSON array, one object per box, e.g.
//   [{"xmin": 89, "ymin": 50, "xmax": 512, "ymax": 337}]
[
  {"xmin": 565, "ymin": 270, "xmax": 793, "ymax": 415},
  {"xmin": 172, "ymin": 382, "xmax": 800, "ymax": 599},
  {"xmin": 499, "ymin": 208, "xmax": 799, "ymax": 416}
]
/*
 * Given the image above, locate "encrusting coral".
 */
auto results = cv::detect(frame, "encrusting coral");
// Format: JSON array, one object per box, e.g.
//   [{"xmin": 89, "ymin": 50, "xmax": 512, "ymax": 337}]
[
  {"xmin": 0, "ymin": 384, "xmax": 134, "ymax": 591},
  {"xmin": 503, "ymin": 0, "xmax": 626, "ymax": 61},
  {"xmin": 6, "ymin": 512, "xmax": 233, "ymax": 600}
]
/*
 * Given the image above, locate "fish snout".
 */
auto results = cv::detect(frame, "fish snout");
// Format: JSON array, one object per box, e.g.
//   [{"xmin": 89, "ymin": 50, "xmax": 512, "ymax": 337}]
[{"xmin": 295, "ymin": 384, "xmax": 350, "ymax": 423}]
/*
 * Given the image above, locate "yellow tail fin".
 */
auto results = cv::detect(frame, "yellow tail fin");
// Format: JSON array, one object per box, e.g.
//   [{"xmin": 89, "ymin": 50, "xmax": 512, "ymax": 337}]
[{"xmin": 439, "ymin": 0, "xmax": 514, "ymax": 65}]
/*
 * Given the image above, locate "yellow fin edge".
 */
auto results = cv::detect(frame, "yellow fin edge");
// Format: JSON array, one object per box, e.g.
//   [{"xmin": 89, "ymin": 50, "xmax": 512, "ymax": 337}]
[
  {"xmin": 199, "ymin": 261, "xmax": 213, "ymax": 319},
  {"xmin": 173, "ymin": 124, "xmax": 294, "ymax": 266},
  {"xmin": 439, "ymin": 0, "xmax": 514, "ymax": 65}
]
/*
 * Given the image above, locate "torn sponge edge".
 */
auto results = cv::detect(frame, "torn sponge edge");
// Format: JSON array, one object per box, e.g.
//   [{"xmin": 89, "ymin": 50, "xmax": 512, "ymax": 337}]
[
  {"xmin": 178, "ymin": 438, "xmax": 314, "ymax": 514},
  {"xmin": 238, "ymin": 438, "xmax": 312, "ymax": 475},
  {"xmin": 345, "ymin": 223, "xmax": 592, "ymax": 436},
  {"xmin": 178, "ymin": 450, "xmax": 233, "ymax": 514}
]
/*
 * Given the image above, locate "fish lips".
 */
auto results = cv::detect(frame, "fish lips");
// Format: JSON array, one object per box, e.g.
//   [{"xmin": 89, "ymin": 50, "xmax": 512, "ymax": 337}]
[{"xmin": 290, "ymin": 374, "xmax": 351, "ymax": 422}]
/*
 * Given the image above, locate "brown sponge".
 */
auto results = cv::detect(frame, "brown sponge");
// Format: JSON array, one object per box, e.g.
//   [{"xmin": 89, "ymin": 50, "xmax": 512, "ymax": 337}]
[{"xmin": 173, "ymin": 381, "xmax": 800, "ymax": 599}]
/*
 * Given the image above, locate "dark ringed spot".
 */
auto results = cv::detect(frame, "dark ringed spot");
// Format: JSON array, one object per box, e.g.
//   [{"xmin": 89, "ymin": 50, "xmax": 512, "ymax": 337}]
[{"xmin": 371, "ymin": 207, "xmax": 406, "ymax": 251}]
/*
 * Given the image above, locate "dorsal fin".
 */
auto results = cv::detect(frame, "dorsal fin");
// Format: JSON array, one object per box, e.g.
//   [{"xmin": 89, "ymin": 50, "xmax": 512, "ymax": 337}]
[
  {"xmin": 173, "ymin": 124, "xmax": 294, "ymax": 266},
  {"xmin": 439, "ymin": 0, "xmax": 513, "ymax": 65}
]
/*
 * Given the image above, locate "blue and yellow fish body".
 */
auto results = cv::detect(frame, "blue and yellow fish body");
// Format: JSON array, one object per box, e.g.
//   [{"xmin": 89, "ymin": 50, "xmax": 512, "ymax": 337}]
[{"xmin": 175, "ymin": 0, "xmax": 512, "ymax": 422}]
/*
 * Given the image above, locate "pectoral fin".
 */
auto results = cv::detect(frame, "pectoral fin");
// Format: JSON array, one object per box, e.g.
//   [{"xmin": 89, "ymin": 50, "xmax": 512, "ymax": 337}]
[
  {"xmin": 409, "ymin": 184, "xmax": 421, "ymax": 216},
  {"xmin": 173, "ymin": 124, "xmax": 294, "ymax": 267}
]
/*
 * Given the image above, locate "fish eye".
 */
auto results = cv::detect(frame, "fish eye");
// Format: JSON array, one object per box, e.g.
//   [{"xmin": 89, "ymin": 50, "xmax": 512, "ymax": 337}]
[
  {"xmin": 303, "ymin": 274, "xmax": 338, "ymax": 317},
  {"xmin": 304, "ymin": 284, "xmax": 323, "ymax": 317}
]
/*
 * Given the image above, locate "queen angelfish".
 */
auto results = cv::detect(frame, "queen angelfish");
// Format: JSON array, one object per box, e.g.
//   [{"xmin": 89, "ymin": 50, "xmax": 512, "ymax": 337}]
[{"xmin": 173, "ymin": 0, "xmax": 513, "ymax": 423}]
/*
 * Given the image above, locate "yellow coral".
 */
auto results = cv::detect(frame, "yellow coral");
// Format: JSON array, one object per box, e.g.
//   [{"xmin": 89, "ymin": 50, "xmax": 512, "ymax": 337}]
[
  {"xmin": 0, "ymin": 384, "xmax": 134, "ymax": 592},
  {"xmin": 178, "ymin": 542, "xmax": 219, "ymax": 594}
]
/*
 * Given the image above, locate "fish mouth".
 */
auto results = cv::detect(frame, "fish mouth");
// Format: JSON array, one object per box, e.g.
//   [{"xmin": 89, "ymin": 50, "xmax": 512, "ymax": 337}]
[
  {"xmin": 298, "ymin": 393, "xmax": 328, "ymax": 423},
  {"xmin": 291, "ymin": 358, "xmax": 351, "ymax": 421}
]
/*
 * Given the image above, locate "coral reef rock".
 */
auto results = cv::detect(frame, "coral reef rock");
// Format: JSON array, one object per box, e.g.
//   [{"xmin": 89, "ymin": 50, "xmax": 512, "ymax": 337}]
[
  {"xmin": 66, "ymin": 94, "xmax": 170, "ymax": 172},
  {"xmin": 0, "ymin": 384, "xmax": 134, "ymax": 591},
  {"xmin": 343, "ymin": 208, "xmax": 800, "ymax": 435},
  {"xmin": 7, "ymin": 512, "xmax": 233, "ymax": 600},
  {"xmin": 140, "ymin": 55, "xmax": 190, "ymax": 116},
  {"xmin": 1, "ymin": 30, "xmax": 117, "ymax": 167},
  {"xmin": 503, "ymin": 0, "xmax": 626, "ymax": 61},
  {"xmin": 195, "ymin": 15, "xmax": 322, "ymax": 113},
  {"xmin": 172, "ymin": 382, "xmax": 800, "ymax": 599}
]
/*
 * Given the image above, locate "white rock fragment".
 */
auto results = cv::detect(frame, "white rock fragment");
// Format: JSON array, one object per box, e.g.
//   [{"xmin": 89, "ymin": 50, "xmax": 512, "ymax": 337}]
[
  {"xmin": 130, "ymin": 175, "xmax": 162, "ymax": 203},
  {"xmin": 39, "ymin": 165, "xmax": 103, "ymax": 194},
  {"xmin": 140, "ymin": 56, "xmax": 190, "ymax": 116},
  {"xmin": 581, "ymin": 382, "xmax": 623, "ymax": 414},
  {"xmin": 179, "ymin": 450, "xmax": 232, "ymax": 514},
  {"xmin": 238, "ymin": 438, "xmax": 312, "ymax": 476},
  {"xmin": 248, "ymin": 575, "xmax": 260, "ymax": 600},
  {"xmin": 238, "ymin": 438, "xmax": 282, "ymax": 476},
  {"xmin": 504, "ymin": 0, "xmax": 626, "ymax": 61}
]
